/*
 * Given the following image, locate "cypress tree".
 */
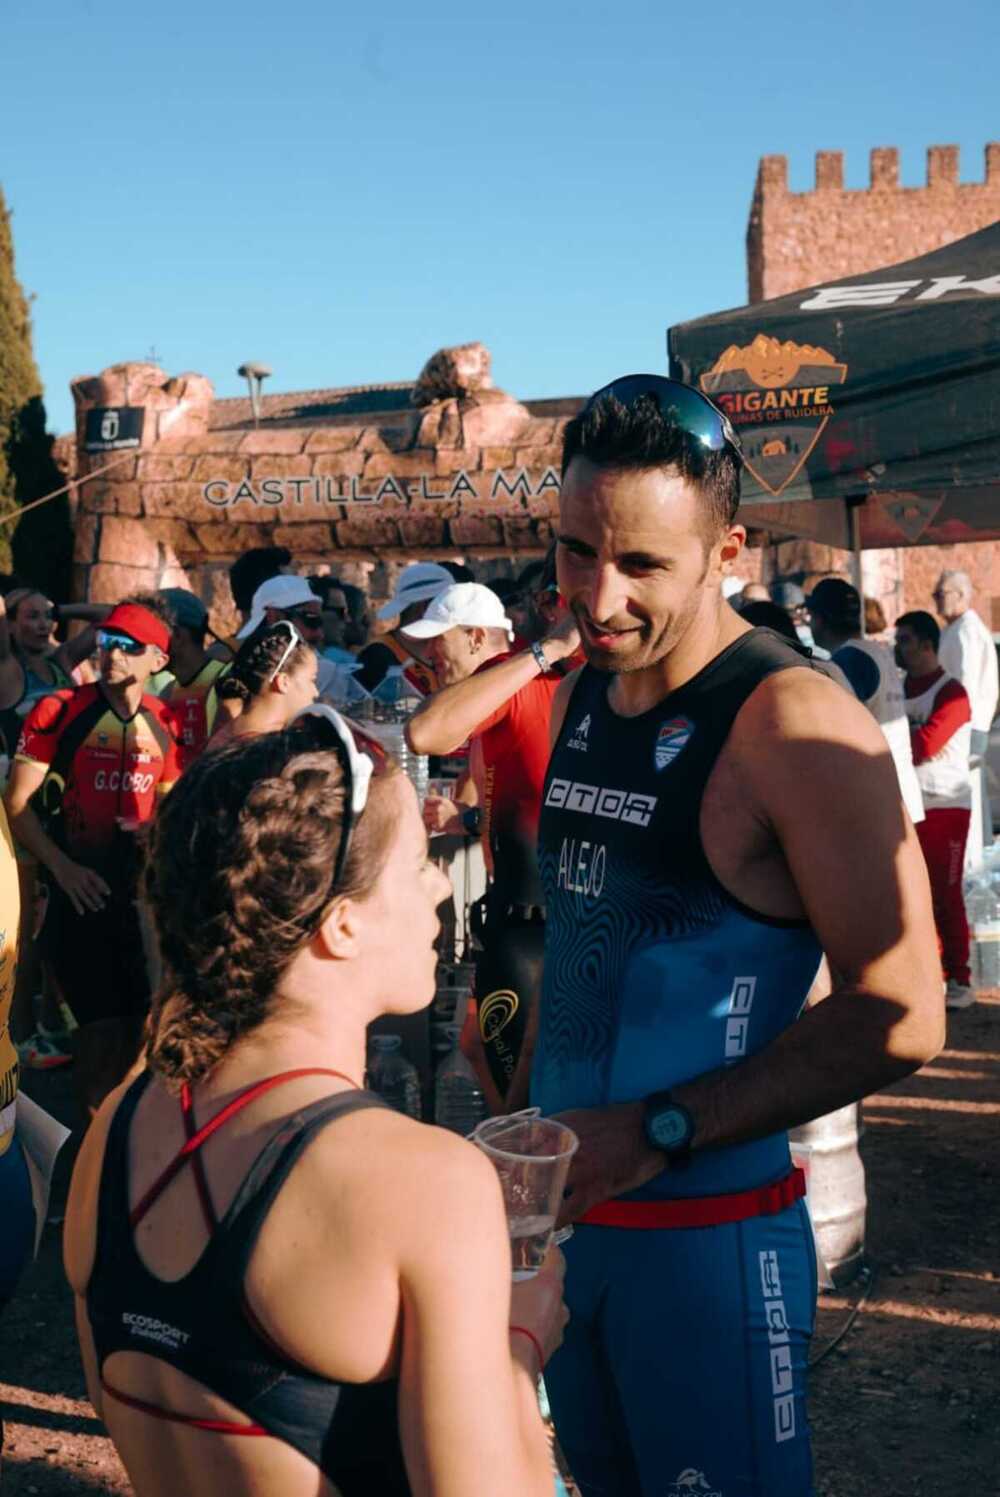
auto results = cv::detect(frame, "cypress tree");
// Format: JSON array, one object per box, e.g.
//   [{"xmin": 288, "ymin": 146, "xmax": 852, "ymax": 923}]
[{"xmin": 0, "ymin": 186, "xmax": 71, "ymax": 598}]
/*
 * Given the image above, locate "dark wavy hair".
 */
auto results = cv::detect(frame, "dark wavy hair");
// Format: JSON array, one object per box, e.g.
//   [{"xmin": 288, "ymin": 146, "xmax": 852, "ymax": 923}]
[
  {"xmin": 561, "ymin": 393, "xmax": 741, "ymax": 540},
  {"xmin": 144, "ymin": 729, "xmax": 399, "ymax": 1089},
  {"xmin": 216, "ymin": 621, "xmax": 313, "ymax": 706}
]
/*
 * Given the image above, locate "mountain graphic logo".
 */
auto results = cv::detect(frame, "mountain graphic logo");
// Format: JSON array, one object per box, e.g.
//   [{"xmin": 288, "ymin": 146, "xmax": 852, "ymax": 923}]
[{"xmin": 700, "ymin": 333, "xmax": 848, "ymax": 497}]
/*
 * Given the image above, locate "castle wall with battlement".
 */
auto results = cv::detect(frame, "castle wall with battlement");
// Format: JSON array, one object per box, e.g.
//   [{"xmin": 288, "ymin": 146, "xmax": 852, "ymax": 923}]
[
  {"xmin": 748, "ymin": 144, "xmax": 1000, "ymax": 302},
  {"xmin": 747, "ymin": 142, "xmax": 1000, "ymax": 627}
]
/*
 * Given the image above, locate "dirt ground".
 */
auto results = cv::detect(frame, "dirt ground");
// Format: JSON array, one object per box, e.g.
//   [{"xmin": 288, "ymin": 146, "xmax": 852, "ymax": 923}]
[{"xmin": 1, "ymin": 992, "xmax": 997, "ymax": 1496}]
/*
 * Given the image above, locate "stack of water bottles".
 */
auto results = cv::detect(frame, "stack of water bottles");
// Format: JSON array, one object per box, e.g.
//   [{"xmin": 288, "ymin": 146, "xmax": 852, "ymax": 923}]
[
  {"xmin": 366, "ymin": 1035, "xmax": 422, "ymax": 1119},
  {"xmin": 364, "ymin": 667, "xmax": 429, "ymax": 803},
  {"xmin": 965, "ymin": 839, "xmax": 1000, "ymax": 992},
  {"xmin": 365, "ymin": 1023, "xmax": 487, "ymax": 1136}
]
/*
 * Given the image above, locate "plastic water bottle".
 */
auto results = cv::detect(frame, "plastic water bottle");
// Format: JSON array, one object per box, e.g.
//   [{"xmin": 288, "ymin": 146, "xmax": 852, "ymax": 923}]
[
  {"xmin": 367, "ymin": 1035, "xmax": 422, "ymax": 1119},
  {"xmin": 371, "ymin": 667, "xmax": 429, "ymax": 803},
  {"xmin": 434, "ymin": 1025, "xmax": 487, "ymax": 1135},
  {"xmin": 967, "ymin": 880, "xmax": 1000, "ymax": 992}
]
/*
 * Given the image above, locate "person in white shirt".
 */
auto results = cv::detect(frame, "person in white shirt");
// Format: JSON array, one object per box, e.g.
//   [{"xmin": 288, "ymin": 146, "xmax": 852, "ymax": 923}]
[
  {"xmin": 808, "ymin": 579, "xmax": 924, "ymax": 829},
  {"xmin": 934, "ymin": 571, "xmax": 999, "ymax": 842},
  {"xmin": 896, "ymin": 610, "xmax": 974, "ymax": 1010}
]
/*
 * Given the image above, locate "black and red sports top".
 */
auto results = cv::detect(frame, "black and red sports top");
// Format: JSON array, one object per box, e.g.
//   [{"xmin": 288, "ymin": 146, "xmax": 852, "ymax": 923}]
[
  {"xmin": 87, "ymin": 1069, "xmax": 409, "ymax": 1495},
  {"xmin": 16, "ymin": 684, "xmax": 180, "ymax": 860}
]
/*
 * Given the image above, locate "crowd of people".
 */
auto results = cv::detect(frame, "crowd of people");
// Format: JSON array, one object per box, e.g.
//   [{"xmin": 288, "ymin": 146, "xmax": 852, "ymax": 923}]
[{"xmin": 0, "ymin": 372, "xmax": 994, "ymax": 1495}]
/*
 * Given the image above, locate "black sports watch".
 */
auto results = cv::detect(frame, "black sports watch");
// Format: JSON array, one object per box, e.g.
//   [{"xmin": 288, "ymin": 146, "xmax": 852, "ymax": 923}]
[{"xmin": 642, "ymin": 1089, "xmax": 696, "ymax": 1166}]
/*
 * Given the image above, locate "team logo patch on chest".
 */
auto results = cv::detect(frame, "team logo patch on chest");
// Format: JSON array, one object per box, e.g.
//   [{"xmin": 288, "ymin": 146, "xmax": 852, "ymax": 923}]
[{"xmin": 654, "ymin": 715, "xmax": 694, "ymax": 771}]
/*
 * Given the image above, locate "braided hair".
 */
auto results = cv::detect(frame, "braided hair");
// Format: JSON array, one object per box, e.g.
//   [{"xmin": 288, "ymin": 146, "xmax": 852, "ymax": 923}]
[
  {"xmin": 144, "ymin": 728, "xmax": 398, "ymax": 1089},
  {"xmin": 217, "ymin": 621, "xmax": 313, "ymax": 706}
]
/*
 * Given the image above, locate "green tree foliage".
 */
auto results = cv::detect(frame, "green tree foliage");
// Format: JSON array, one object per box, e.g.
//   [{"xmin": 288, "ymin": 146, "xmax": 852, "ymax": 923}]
[{"xmin": 0, "ymin": 187, "xmax": 71, "ymax": 598}]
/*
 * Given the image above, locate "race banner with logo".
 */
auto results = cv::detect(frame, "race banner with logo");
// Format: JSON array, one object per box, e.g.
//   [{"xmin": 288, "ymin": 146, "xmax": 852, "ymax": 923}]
[{"xmin": 668, "ymin": 219, "xmax": 1000, "ymax": 548}]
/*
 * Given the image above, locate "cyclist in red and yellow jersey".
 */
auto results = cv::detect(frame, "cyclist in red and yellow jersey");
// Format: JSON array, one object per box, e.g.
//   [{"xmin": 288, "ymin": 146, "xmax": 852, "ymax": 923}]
[
  {"xmin": 4, "ymin": 599, "xmax": 181, "ymax": 1114},
  {"xmin": 157, "ymin": 589, "xmax": 229, "ymax": 772}
]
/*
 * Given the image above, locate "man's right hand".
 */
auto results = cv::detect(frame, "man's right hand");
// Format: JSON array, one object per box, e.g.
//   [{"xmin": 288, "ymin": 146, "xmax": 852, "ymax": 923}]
[
  {"xmin": 423, "ymin": 794, "xmax": 463, "ymax": 837},
  {"xmin": 53, "ymin": 857, "xmax": 110, "ymax": 915},
  {"xmin": 542, "ymin": 611, "xmax": 581, "ymax": 663}
]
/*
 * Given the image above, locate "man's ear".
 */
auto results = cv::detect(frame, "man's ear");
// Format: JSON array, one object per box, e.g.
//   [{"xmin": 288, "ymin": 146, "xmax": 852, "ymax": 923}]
[
  {"xmin": 151, "ymin": 646, "xmax": 169, "ymax": 672},
  {"xmin": 468, "ymin": 626, "xmax": 487, "ymax": 652}
]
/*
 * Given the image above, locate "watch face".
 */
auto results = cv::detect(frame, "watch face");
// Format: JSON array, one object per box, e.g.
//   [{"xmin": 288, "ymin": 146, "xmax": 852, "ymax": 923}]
[{"xmin": 649, "ymin": 1106, "xmax": 692, "ymax": 1151}]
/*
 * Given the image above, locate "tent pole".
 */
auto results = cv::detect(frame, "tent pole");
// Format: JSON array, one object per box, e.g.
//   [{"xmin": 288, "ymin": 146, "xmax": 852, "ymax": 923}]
[{"xmin": 846, "ymin": 497, "xmax": 865, "ymax": 637}]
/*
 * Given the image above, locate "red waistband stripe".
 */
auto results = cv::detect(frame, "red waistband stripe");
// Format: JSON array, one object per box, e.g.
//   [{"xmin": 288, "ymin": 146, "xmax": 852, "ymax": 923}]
[{"xmin": 577, "ymin": 1167, "xmax": 806, "ymax": 1230}]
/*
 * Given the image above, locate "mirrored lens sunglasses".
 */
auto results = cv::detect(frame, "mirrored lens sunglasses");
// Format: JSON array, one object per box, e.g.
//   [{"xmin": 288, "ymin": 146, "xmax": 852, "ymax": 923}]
[
  {"xmin": 96, "ymin": 630, "xmax": 147, "ymax": 656},
  {"xmin": 585, "ymin": 374, "xmax": 743, "ymax": 459}
]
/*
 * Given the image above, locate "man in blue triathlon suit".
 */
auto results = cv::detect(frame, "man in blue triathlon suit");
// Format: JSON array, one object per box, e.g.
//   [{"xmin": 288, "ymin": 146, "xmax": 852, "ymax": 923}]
[{"xmin": 533, "ymin": 376, "xmax": 943, "ymax": 1497}]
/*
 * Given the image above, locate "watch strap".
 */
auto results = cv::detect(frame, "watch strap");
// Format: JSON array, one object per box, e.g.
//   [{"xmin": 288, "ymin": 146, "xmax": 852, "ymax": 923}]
[{"xmin": 529, "ymin": 641, "xmax": 549, "ymax": 673}]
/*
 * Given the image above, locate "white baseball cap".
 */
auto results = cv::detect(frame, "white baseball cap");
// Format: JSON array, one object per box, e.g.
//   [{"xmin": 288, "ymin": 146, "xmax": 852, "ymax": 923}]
[
  {"xmin": 376, "ymin": 562, "xmax": 453, "ymax": 621},
  {"xmin": 237, "ymin": 575, "xmax": 321, "ymax": 638},
  {"xmin": 400, "ymin": 583, "xmax": 514, "ymax": 640}
]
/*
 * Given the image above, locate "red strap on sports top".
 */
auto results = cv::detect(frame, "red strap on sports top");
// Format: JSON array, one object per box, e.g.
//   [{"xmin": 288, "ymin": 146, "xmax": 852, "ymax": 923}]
[
  {"xmin": 577, "ymin": 1167, "xmax": 806, "ymax": 1230},
  {"xmin": 180, "ymin": 1082, "xmax": 218, "ymax": 1234},
  {"xmin": 100, "ymin": 1378, "xmax": 268, "ymax": 1436},
  {"xmin": 129, "ymin": 1068, "xmax": 359, "ymax": 1230}
]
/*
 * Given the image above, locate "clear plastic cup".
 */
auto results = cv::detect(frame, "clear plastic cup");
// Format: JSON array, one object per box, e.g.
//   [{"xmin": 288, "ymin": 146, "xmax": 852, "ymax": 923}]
[{"xmin": 470, "ymin": 1108, "xmax": 579, "ymax": 1280}]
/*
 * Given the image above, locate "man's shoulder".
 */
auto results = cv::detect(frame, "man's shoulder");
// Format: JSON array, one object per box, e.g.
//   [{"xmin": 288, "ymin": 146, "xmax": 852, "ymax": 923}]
[
  {"xmin": 25, "ymin": 684, "xmax": 89, "ymax": 730},
  {"xmin": 139, "ymin": 692, "xmax": 182, "ymax": 736},
  {"xmin": 736, "ymin": 661, "xmax": 882, "ymax": 748},
  {"xmin": 936, "ymin": 672, "xmax": 971, "ymax": 706}
]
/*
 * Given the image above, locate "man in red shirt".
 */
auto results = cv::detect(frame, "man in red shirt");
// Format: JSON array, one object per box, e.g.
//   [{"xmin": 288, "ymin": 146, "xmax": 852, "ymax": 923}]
[
  {"xmin": 896, "ymin": 610, "xmax": 974, "ymax": 1009},
  {"xmin": 406, "ymin": 583, "xmax": 579, "ymax": 1106},
  {"xmin": 4, "ymin": 598, "xmax": 181, "ymax": 1111}
]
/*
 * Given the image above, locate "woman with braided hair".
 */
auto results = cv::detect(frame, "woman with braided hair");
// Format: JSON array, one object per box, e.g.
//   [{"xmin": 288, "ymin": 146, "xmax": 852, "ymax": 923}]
[
  {"xmin": 63, "ymin": 709, "xmax": 566, "ymax": 1497},
  {"xmin": 207, "ymin": 619, "xmax": 319, "ymax": 749}
]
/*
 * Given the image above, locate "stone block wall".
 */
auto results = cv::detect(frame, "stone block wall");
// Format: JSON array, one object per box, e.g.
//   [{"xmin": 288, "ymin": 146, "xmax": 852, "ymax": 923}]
[{"xmin": 70, "ymin": 360, "xmax": 568, "ymax": 636}]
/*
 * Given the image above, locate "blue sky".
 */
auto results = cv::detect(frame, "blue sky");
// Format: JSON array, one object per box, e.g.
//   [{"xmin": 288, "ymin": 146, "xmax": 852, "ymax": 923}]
[{"xmin": 2, "ymin": 0, "xmax": 997, "ymax": 435}]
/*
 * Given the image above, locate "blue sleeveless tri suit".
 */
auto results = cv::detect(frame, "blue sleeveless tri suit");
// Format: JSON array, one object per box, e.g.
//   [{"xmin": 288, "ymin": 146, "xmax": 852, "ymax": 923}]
[{"xmin": 533, "ymin": 629, "xmax": 823, "ymax": 1497}]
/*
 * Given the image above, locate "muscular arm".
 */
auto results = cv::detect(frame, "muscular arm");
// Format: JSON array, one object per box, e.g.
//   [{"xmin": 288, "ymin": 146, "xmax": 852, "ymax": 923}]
[
  {"xmin": 558, "ymin": 671, "xmax": 944, "ymax": 1222},
  {"xmin": 408, "ymin": 650, "xmax": 541, "ymax": 756},
  {"xmin": 408, "ymin": 618, "xmax": 581, "ymax": 757}
]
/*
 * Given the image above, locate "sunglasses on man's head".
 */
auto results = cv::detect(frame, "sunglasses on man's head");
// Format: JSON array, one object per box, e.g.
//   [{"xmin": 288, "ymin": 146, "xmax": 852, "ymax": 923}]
[
  {"xmin": 585, "ymin": 374, "xmax": 743, "ymax": 460},
  {"xmin": 96, "ymin": 630, "xmax": 147, "ymax": 657}
]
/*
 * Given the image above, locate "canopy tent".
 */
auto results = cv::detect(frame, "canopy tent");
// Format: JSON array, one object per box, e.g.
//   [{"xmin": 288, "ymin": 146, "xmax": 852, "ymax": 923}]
[{"xmin": 668, "ymin": 220, "xmax": 1000, "ymax": 550}]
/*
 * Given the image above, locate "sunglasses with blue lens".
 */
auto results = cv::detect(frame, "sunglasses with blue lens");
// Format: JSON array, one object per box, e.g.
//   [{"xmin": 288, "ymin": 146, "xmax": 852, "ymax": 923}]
[
  {"xmin": 96, "ymin": 630, "xmax": 147, "ymax": 657},
  {"xmin": 585, "ymin": 374, "xmax": 742, "ymax": 460}
]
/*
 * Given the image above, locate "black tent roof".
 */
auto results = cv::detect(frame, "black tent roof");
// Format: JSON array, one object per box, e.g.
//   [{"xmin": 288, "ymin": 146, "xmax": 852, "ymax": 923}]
[{"xmin": 668, "ymin": 220, "xmax": 1000, "ymax": 547}]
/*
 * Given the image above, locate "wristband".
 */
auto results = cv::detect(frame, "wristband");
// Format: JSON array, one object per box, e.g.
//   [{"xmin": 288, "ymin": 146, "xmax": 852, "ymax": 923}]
[
  {"xmin": 528, "ymin": 641, "xmax": 549, "ymax": 674},
  {"xmin": 509, "ymin": 1325, "xmax": 545, "ymax": 1376},
  {"xmin": 461, "ymin": 807, "xmax": 482, "ymax": 836}
]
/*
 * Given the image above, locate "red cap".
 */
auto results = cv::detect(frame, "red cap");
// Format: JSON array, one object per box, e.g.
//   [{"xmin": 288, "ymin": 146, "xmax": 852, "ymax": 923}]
[{"xmin": 103, "ymin": 603, "xmax": 171, "ymax": 654}]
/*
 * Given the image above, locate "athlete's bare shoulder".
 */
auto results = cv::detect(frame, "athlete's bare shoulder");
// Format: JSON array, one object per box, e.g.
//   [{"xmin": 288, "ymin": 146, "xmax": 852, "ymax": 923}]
[
  {"xmin": 550, "ymin": 665, "xmax": 584, "ymax": 750},
  {"xmin": 737, "ymin": 661, "xmax": 886, "ymax": 752}
]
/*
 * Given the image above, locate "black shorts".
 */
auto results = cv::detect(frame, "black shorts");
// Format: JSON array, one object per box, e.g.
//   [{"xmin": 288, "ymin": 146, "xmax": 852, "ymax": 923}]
[
  {"xmin": 473, "ymin": 905, "xmax": 545, "ymax": 1099},
  {"xmin": 38, "ymin": 872, "xmax": 151, "ymax": 1027}
]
